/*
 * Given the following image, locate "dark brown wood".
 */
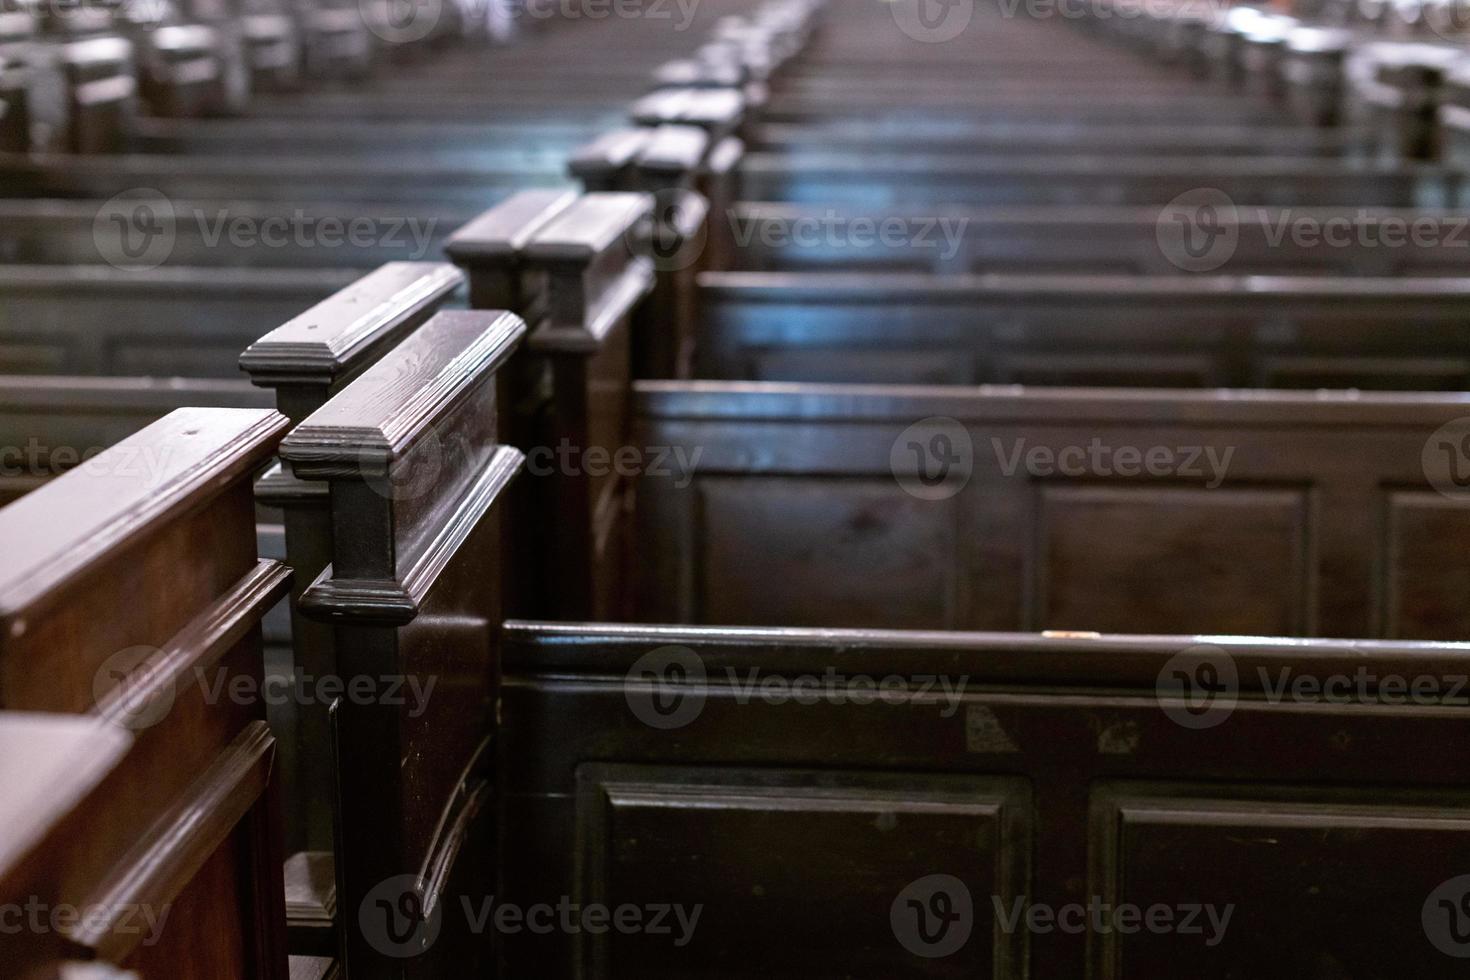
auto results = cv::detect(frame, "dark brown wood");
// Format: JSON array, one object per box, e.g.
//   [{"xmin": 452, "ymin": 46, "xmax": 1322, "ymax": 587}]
[
  {"xmin": 0, "ymin": 407, "xmax": 292, "ymax": 980},
  {"xmin": 241, "ymin": 261, "xmax": 467, "ymax": 957},
  {"xmin": 632, "ymin": 382, "xmax": 1470, "ymax": 640},
  {"xmin": 738, "ymin": 153, "xmax": 1454, "ymax": 208},
  {"xmin": 0, "ymin": 267, "xmax": 357, "ymax": 377},
  {"xmin": 280, "ymin": 309, "xmax": 526, "ymax": 980},
  {"xmin": 452, "ymin": 191, "xmax": 655, "ymax": 620},
  {"xmin": 499, "ymin": 621, "xmax": 1470, "ymax": 978},
  {"xmin": 696, "ymin": 272, "xmax": 1470, "ymax": 389},
  {"xmin": 726, "ymin": 203, "xmax": 1470, "ymax": 278},
  {"xmin": 0, "ymin": 376, "xmax": 269, "ymax": 503}
]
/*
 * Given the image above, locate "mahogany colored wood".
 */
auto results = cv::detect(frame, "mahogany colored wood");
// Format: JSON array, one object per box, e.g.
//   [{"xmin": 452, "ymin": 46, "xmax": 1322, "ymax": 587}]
[{"xmin": 0, "ymin": 408, "xmax": 292, "ymax": 980}]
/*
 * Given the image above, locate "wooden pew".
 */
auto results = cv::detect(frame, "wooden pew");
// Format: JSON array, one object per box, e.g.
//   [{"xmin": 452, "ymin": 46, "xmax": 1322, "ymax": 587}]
[
  {"xmin": 498, "ymin": 622, "xmax": 1470, "ymax": 977},
  {"xmin": 278, "ymin": 308, "xmax": 526, "ymax": 980},
  {"xmin": 0, "ymin": 199, "xmax": 469, "ymax": 270},
  {"xmin": 629, "ymin": 382, "xmax": 1470, "ymax": 640},
  {"xmin": 0, "ymin": 712, "xmax": 138, "ymax": 979},
  {"xmin": 751, "ymin": 120, "xmax": 1370, "ymax": 157},
  {"xmin": 0, "ymin": 375, "xmax": 269, "ymax": 504},
  {"xmin": 736, "ymin": 153, "xmax": 1459, "ymax": 208},
  {"xmin": 0, "ymin": 152, "xmax": 573, "ymax": 207},
  {"xmin": 0, "ymin": 406, "xmax": 293, "ymax": 978},
  {"xmin": 0, "ymin": 266, "xmax": 358, "ymax": 377},
  {"xmin": 122, "ymin": 116, "xmax": 603, "ymax": 160},
  {"xmin": 724, "ymin": 203, "xmax": 1470, "ymax": 278},
  {"xmin": 448, "ymin": 191, "xmax": 655, "ymax": 620},
  {"xmin": 694, "ymin": 272, "xmax": 1470, "ymax": 389},
  {"xmin": 239, "ymin": 260, "xmax": 467, "ymax": 957}
]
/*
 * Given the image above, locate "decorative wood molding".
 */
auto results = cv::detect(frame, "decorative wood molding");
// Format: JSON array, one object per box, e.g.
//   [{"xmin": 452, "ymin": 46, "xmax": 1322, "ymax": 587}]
[
  {"xmin": 299, "ymin": 446, "xmax": 523, "ymax": 625},
  {"xmin": 67, "ymin": 723, "xmax": 277, "ymax": 961},
  {"xmin": 280, "ymin": 311, "xmax": 525, "ymax": 477},
  {"xmin": 239, "ymin": 262, "xmax": 465, "ymax": 397},
  {"xmin": 0, "ymin": 408, "xmax": 287, "ymax": 626}
]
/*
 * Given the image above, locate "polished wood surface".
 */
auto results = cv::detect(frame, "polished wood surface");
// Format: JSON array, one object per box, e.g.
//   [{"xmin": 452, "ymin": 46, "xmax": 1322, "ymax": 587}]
[
  {"xmin": 281, "ymin": 309, "xmax": 526, "ymax": 979},
  {"xmin": 501, "ymin": 622, "xmax": 1470, "ymax": 978},
  {"xmin": 632, "ymin": 382, "xmax": 1470, "ymax": 639},
  {"xmin": 0, "ymin": 409, "xmax": 292, "ymax": 979},
  {"xmin": 697, "ymin": 272, "xmax": 1470, "ymax": 388}
]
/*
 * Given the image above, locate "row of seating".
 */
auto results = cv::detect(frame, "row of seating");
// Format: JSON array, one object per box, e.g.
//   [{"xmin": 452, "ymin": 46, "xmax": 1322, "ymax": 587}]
[
  {"xmin": 3, "ymin": 0, "xmax": 1470, "ymax": 977},
  {"xmin": 0, "ymin": 2, "xmax": 808, "ymax": 978}
]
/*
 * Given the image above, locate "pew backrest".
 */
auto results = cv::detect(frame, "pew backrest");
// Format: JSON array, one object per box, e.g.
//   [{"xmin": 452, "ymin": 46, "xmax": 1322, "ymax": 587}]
[
  {"xmin": 632, "ymin": 382, "xmax": 1470, "ymax": 640},
  {"xmin": 0, "ymin": 407, "xmax": 292, "ymax": 978}
]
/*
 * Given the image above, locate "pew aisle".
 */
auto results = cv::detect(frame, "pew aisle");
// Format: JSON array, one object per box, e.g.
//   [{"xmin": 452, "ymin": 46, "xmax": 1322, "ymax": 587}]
[{"xmin": 6, "ymin": 0, "xmax": 1470, "ymax": 978}]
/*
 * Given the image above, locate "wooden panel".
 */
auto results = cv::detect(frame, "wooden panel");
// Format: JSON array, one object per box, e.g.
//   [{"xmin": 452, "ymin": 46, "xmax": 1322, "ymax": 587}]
[
  {"xmin": 578, "ymin": 766, "xmax": 1029, "ymax": 979},
  {"xmin": 1090, "ymin": 784, "xmax": 1470, "ymax": 979},
  {"xmin": 1037, "ymin": 485, "xmax": 1312, "ymax": 636},
  {"xmin": 633, "ymin": 384, "xmax": 1470, "ymax": 638},
  {"xmin": 695, "ymin": 273, "xmax": 1470, "ymax": 390},
  {"xmin": 696, "ymin": 477, "xmax": 961, "ymax": 629},
  {"xmin": 283, "ymin": 310, "xmax": 527, "ymax": 980},
  {"xmin": 501, "ymin": 624, "xmax": 1470, "ymax": 976},
  {"xmin": 1384, "ymin": 491, "xmax": 1470, "ymax": 640},
  {"xmin": 0, "ymin": 409, "xmax": 290, "ymax": 978},
  {"xmin": 752, "ymin": 348, "xmax": 973, "ymax": 385}
]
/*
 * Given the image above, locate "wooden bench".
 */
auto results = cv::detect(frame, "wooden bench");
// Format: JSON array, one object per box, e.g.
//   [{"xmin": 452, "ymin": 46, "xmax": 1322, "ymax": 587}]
[
  {"xmin": 0, "ymin": 199, "xmax": 471, "ymax": 269},
  {"xmin": 625, "ymin": 382, "xmax": 1470, "ymax": 641},
  {"xmin": 0, "ymin": 406, "xmax": 292, "ymax": 978},
  {"xmin": 498, "ymin": 622, "xmax": 1470, "ymax": 977},
  {"xmin": 239, "ymin": 260, "xmax": 468, "ymax": 955},
  {"xmin": 751, "ymin": 120, "xmax": 1369, "ymax": 157},
  {"xmin": 0, "ymin": 152, "xmax": 573, "ymax": 207},
  {"xmin": 724, "ymin": 203, "xmax": 1470, "ymax": 277},
  {"xmin": 736, "ymin": 153, "xmax": 1459, "ymax": 208},
  {"xmin": 277, "ymin": 307, "xmax": 527, "ymax": 978},
  {"xmin": 694, "ymin": 272, "xmax": 1470, "ymax": 389},
  {"xmin": 0, "ymin": 266, "xmax": 358, "ymax": 377},
  {"xmin": 448, "ymin": 190, "xmax": 657, "ymax": 620},
  {"xmin": 0, "ymin": 375, "xmax": 270, "ymax": 504}
]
